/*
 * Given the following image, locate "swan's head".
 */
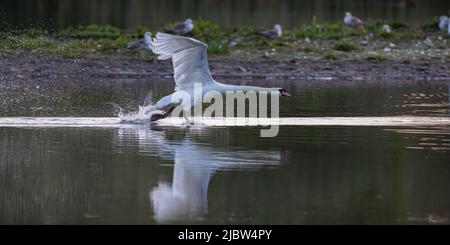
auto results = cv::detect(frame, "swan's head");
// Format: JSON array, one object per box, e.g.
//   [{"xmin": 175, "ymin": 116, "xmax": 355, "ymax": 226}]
[
  {"xmin": 439, "ymin": 15, "xmax": 448, "ymax": 22},
  {"xmin": 185, "ymin": 18, "xmax": 193, "ymax": 25},
  {"xmin": 274, "ymin": 24, "xmax": 282, "ymax": 36},
  {"xmin": 278, "ymin": 88, "xmax": 292, "ymax": 97},
  {"xmin": 345, "ymin": 12, "xmax": 352, "ymax": 18}
]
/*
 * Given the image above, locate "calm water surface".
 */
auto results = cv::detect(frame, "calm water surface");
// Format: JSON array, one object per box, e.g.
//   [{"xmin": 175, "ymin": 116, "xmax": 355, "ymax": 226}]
[{"xmin": 0, "ymin": 79, "xmax": 449, "ymax": 224}]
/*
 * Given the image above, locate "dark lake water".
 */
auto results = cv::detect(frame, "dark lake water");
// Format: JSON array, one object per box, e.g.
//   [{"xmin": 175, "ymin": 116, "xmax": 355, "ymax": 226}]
[
  {"xmin": 0, "ymin": 78, "xmax": 449, "ymax": 224},
  {"xmin": 1, "ymin": 0, "xmax": 450, "ymax": 30}
]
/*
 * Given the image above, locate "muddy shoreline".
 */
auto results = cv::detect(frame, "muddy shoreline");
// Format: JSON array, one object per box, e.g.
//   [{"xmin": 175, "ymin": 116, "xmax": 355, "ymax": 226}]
[
  {"xmin": 1, "ymin": 51, "xmax": 450, "ymax": 117},
  {"xmin": 1, "ymin": 51, "xmax": 450, "ymax": 86}
]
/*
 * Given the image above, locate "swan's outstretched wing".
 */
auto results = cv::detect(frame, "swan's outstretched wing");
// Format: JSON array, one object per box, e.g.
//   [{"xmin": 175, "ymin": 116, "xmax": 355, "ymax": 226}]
[{"xmin": 150, "ymin": 32, "xmax": 213, "ymax": 91}]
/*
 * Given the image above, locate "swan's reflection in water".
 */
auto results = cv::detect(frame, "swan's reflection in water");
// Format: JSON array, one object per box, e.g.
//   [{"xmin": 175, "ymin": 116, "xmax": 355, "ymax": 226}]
[{"xmin": 116, "ymin": 126, "xmax": 283, "ymax": 223}]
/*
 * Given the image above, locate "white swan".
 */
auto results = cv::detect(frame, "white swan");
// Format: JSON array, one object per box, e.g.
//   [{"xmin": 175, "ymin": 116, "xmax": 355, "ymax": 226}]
[{"xmin": 149, "ymin": 32, "xmax": 291, "ymax": 120}]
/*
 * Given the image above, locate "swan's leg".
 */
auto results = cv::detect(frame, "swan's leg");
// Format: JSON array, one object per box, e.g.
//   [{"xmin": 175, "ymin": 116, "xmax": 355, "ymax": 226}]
[
  {"xmin": 183, "ymin": 114, "xmax": 192, "ymax": 125},
  {"xmin": 183, "ymin": 114, "xmax": 205, "ymax": 126}
]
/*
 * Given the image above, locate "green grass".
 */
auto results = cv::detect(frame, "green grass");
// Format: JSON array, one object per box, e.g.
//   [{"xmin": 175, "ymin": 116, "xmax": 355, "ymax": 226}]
[
  {"xmin": 302, "ymin": 47, "xmax": 315, "ymax": 53},
  {"xmin": 366, "ymin": 20, "xmax": 408, "ymax": 31},
  {"xmin": 366, "ymin": 55, "xmax": 388, "ymax": 61},
  {"xmin": 63, "ymin": 24, "xmax": 123, "ymax": 39},
  {"xmin": 0, "ymin": 17, "xmax": 448, "ymax": 59},
  {"xmin": 287, "ymin": 23, "xmax": 360, "ymax": 40},
  {"xmin": 1, "ymin": 32, "xmax": 114, "ymax": 58},
  {"xmin": 395, "ymin": 31, "xmax": 426, "ymax": 40},
  {"xmin": 191, "ymin": 18, "xmax": 229, "ymax": 54},
  {"xmin": 379, "ymin": 31, "xmax": 395, "ymax": 39},
  {"xmin": 421, "ymin": 16, "xmax": 439, "ymax": 31},
  {"xmin": 323, "ymin": 54, "xmax": 339, "ymax": 60},
  {"xmin": 333, "ymin": 42, "xmax": 360, "ymax": 52}
]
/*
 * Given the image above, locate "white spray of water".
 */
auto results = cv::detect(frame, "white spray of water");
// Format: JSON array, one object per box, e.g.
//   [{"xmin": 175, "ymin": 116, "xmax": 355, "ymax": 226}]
[
  {"xmin": 117, "ymin": 92, "xmax": 166, "ymax": 123},
  {"xmin": 118, "ymin": 104, "xmax": 167, "ymax": 123}
]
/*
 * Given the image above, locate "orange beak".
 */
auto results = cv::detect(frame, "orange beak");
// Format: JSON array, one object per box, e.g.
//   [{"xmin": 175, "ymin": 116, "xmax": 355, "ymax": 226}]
[{"xmin": 281, "ymin": 91, "xmax": 292, "ymax": 97}]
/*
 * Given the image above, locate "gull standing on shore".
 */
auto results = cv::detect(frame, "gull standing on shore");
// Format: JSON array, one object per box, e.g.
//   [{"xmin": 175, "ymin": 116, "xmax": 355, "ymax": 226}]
[
  {"xmin": 344, "ymin": 12, "xmax": 364, "ymax": 27},
  {"xmin": 439, "ymin": 15, "xmax": 448, "ymax": 31},
  {"xmin": 127, "ymin": 32, "xmax": 153, "ymax": 49},
  {"xmin": 382, "ymin": 24, "xmax": 391, "ymax": 33},
  {"xmin": 259, "ymin": 24, "xmax": 283, "ymax": 39},
  {"xmin": 166, "ymin": 18, "xmax": 194, "ymax": 35}
]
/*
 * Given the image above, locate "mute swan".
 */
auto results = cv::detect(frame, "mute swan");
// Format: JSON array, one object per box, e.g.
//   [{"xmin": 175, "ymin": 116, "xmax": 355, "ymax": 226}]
[{"xmin": 148, "ymin": 32, "xmax": 291, "ymax": 121}]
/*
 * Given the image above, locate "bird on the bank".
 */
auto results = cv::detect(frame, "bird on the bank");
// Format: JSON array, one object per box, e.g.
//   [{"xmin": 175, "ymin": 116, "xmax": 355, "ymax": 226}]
[
  {"xmin": 382, "ymin": 24, "xmax": 391, "ymax": 33},
  {"xmin": 439, "ymin": 15, "xmax": 449, "ymax": 31},
  {"xmin": 344, "ymin": 12, "xmax": 364, "ymax": 27},
  {"xmin": 227, "ymin": 38, "xmax": 240, "ymax": 47},
  {"xmin": 166, "ymin": 18, "xmax": 194, "ymax": 36},
  {"xmin": 259, "ymin": 24, "xmax": 283, "ymax": 39},
  {"xmin": 127, "ymin": 32, "xmax": 153, "ymax": 49},
  {"xmin": 147, "ymin": 32, "xmax": 291, "ymax": 122}
]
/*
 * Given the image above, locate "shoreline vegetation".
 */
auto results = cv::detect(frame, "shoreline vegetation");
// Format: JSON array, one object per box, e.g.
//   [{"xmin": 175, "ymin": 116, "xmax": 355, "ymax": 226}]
[
  {"xmin": 1, "ymin": 18, "xmax": 450, "ymax": 117},
  {"xmin": 0, "ymin": 17, "xmax": 449, "ymax": 61}
]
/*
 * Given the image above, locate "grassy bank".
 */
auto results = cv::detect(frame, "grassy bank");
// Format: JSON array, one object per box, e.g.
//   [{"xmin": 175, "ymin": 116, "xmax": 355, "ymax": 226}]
[{"xmin": 0, "ymin": 17, "xmax": 449, "ymax": 61}]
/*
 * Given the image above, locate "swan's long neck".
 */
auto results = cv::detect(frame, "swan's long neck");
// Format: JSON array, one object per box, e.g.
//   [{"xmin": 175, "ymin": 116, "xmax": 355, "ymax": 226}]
[{"xmin": 214, "ymin": 82, "xmax": 280, "ymax": 94}]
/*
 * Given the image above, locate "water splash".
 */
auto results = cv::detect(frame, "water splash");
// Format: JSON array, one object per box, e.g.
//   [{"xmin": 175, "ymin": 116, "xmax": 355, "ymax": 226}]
[
  {"xmin": 117, "ymin": 92, "xmax": 166, "ymax": 123},
  {"xmin": 118, "ymin": 104, "xmax": 166, "ymax": 123}
]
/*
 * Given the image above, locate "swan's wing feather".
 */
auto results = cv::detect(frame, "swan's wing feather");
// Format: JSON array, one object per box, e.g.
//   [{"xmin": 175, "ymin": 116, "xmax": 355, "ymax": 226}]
[{"xmin": 150, "ymin": 32, "xmax": 213, "ymax": 90}]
